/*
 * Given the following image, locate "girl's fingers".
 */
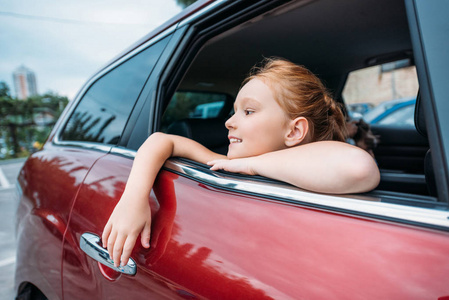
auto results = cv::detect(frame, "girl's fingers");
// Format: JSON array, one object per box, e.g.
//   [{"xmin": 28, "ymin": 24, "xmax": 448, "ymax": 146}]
[
  {"xmin": 141, "ymin": 222, "xmax": 152, "ymax": 249},
  {"xmin": 207, "ymin": 159, "xmax": 227, "ymax": 165},
  {"xmin": 209, "ymin": 161, "xmax": 227, "ymax": 171},
  {"xmin": 102, "ymin": 222, "xmax": 112, "ymax": 248},
  {"xmin": 207, "ymin": 160, "xmax": 221, "ymax": 170},
  {"xmin": 209, "ymin": 164, "xmax": 220, "ymax": 171},
  {"xmin": 112, "ymin": 234, "xmax": 126, "ymax": 268},
  {"xmin": 121, "ymin": 235, "xmax": 137, "ymax": 267},
  {"xmin": 208, "ymin": 159, "xmax": 237, "ymax": 172},
  {"xmin": 107, "ymin": 230, "xmax": 117, "ymax": 262}
]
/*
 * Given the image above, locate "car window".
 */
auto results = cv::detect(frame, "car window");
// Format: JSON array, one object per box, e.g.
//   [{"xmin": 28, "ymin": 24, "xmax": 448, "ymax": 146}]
[
  {"xmin": 343, "ymin": 59, "xmax": 419, "ymax": 127},
  {"xmin": 60, "ymin": 36, "xmax": 170, "ymax": 145},
  {"xmin": 160, "ymin": 91, "xmax": 229, "ymax": 132}
]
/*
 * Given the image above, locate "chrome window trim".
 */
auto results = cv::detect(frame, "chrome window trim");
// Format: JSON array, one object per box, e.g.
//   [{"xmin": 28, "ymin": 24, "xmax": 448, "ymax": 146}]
[
  {"xmin": 110, "ymin": 147, "xmax": 137, "ymax": 159},
  {"xmin": 51, "ymin": 141, "xmax": 112, "ymax": 153},
  {"xmin": 179, "ymin": 0, "xmax": 227, "ymax": 27},
  {"xmin": 163, "ymin": 158, "xmax": 449, "ymax": 231},
  {"xmin": 53, "ymin": 24, "xmax": 178, "ymax": 147}
]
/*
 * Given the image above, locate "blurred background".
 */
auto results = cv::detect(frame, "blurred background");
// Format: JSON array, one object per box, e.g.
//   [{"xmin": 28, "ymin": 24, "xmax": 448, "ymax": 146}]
[{"xmin": 0, "ymin": 0, "xmax": 197, "ymax": 160}]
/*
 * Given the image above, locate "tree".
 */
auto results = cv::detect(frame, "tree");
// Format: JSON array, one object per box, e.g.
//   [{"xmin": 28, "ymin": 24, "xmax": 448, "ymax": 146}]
[
  {"xmin": 0, "ymin": 82, "xmax": 69, "ymax": 159},
  {"xmin": 0, "ymin": 81, "xmax": 10, "ymax": 97},
  {"xmin": 176, "ymin": 0, "xmax": 198, "ymax": 8}
]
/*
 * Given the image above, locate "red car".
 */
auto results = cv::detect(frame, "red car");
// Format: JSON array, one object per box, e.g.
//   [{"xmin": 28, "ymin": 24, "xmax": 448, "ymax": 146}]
[{"xmin": 15, "ymin": 0, "xmax": 449, "ymax": 299}]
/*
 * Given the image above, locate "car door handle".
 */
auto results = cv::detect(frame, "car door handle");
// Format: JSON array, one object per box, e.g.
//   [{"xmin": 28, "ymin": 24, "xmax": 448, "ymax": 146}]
[{"xmin": 80, "ymin": 232, "xmax": 137, "ymax": 275}]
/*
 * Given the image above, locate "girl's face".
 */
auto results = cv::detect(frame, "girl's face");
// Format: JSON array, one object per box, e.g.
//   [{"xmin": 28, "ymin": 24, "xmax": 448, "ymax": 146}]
[{"xmin": 225, "ymin": 78, "xmax": 291, "ymax": 159}]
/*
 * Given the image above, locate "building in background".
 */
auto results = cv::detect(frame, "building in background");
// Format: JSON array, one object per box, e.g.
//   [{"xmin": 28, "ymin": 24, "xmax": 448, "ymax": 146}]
[
  {"xmin": 342, "ymin": 59, "xmax": 418, "ymax": 107},
  {"xmin": 13, "ymin": 66, "xmax": 38, "ymax": 100}
]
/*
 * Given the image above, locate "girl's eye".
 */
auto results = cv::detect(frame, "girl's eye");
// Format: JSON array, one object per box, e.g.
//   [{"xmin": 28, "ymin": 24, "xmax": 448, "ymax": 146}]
[{"xmin": 244, "ymin": 109, "xmax": 254, "ymax": 115}]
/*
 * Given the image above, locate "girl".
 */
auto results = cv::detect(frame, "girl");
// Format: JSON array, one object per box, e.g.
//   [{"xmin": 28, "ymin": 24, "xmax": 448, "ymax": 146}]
[{"xmin": 102, "ymin": 58, "xmax": 380, "ymax": 268}]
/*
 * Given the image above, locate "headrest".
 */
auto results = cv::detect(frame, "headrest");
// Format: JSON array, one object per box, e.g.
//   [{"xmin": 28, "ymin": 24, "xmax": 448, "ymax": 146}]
[
  {"xmin": 414, "ymin": 90, "xmax": 427, "ymax": 138},
  {"xmin": 167, "ymin": 118, "xmax": 228, "ymax": 149}
]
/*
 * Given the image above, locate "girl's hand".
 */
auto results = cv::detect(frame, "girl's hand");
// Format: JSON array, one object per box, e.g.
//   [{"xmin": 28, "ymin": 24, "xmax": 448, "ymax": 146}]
[
  {"xmin": 102, "ymin": 193, "xmax": 152, "ymax": 268},
  {"xmin": 207, "ymin": 157, "xmax": 256, "ymax": 175}
]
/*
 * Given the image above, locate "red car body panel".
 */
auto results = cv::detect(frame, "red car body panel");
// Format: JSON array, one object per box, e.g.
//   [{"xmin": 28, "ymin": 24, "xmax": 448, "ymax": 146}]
[
  {"xmin": 60, "ymin": 153, "xmax": 449, "ymax": 299},
  {"xmin": 15, "ymin": 143, "xmax": 108, "ymax": 299}
]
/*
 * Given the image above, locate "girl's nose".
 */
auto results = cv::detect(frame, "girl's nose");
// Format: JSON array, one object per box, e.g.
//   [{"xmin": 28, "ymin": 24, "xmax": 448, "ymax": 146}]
[{"xmin": 225, "ymin": 114, "xmax": 236, "ymax": 130}]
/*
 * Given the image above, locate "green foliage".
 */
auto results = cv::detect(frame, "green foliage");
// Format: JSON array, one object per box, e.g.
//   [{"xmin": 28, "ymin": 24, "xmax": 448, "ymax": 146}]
[
  {"xmin": 0, "ymin": 82, "xmax": 10, "ymax": 97},
  {"xmin": 0, "ymin": 81, "xmax": 69, "ymax": 159},
  {"xmin": 176, "ymin": 0, "xmax": 198, "ymax": 8}
]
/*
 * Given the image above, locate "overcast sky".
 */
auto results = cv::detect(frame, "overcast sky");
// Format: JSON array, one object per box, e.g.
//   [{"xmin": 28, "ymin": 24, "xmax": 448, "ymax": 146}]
[{"xmin": 0, "ymin": 0, "xmax": 183, "ymax": 100}]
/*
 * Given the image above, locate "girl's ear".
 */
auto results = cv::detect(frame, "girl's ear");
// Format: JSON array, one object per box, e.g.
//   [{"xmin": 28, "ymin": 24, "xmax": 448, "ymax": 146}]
[{"xmin": 284, "ymin": 117, "xmax": 309, "ymax": 147}]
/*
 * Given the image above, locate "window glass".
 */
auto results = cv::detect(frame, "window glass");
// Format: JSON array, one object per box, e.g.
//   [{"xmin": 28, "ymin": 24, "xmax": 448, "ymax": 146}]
[
  {"xmin": 343, "ymin": 59, "xmax": 419, "ymax": 127},
  {"xmin": 60, "ymin": 36, "xmax": 170, "ymax": 144},
  {"xmin": 160, "ymin": 91, "xmax": 228, "ymax": 132}
]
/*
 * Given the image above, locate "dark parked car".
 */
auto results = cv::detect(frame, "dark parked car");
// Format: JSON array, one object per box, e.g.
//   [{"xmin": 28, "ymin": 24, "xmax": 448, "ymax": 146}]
[
  {"xmin": 14, "ymin": 0, "xmax": 449, "ymax": 299},
  {"xmin": 347, "ymin": 102, "xmax": 375, "ymax": 117}
]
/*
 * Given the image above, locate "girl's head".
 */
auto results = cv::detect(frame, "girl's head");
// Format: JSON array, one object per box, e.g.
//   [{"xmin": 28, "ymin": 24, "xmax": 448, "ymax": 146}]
[
  {"xmin": 226, "ymin": 57, "xmax": 347, "ymax": 159},
  {"xmin": 244, "ymin": 58, "xmax": 347, "ymax": 142}
]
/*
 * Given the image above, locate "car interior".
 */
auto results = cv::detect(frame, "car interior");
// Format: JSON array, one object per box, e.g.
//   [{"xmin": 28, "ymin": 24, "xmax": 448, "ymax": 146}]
[{"xmin": 158, "ymin": 0, "xmax": 436, "ymax": 203}]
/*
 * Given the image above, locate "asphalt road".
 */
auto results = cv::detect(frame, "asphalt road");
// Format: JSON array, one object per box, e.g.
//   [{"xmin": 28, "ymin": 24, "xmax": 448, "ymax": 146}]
[{"xmin": 0, "ymin": 158, "xmax": 26, "ymax": 299}]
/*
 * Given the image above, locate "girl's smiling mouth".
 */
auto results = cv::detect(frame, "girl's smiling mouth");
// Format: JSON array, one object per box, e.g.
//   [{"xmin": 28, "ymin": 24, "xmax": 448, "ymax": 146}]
[{"xmin": 229, "ymin": 137, "xmax": 242, "ymax": 143}]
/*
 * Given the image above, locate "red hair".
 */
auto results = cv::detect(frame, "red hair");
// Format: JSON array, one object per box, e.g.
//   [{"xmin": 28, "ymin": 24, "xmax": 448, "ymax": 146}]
[{"xmin": 243, "ymin": 58, "xmax": 347, "ymax": 142}]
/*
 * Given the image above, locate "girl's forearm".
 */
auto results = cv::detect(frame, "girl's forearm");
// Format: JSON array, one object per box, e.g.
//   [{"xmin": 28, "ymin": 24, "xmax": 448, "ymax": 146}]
[
  {"xmin": 251, "ymin": 141, "xmax": 380, "ymax": 194},
  {"xmin": 122, "ymin": 133, "xmax": 174, "ymax": 201},
  {"xmin": 122, "ymin": 132, "xmax": 225, "ymax": 202}
]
